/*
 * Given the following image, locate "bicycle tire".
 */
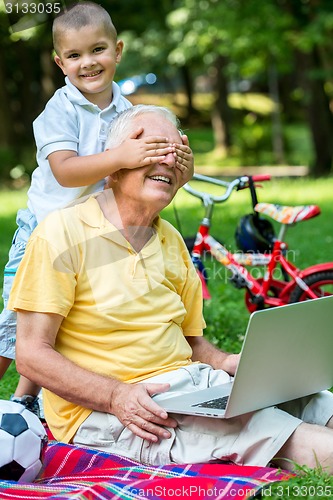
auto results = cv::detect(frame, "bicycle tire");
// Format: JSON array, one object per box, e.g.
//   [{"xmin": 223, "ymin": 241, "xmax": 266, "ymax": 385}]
[
  {"xmin": 289, "ymin": 270, "xmax": 333, "ymax": 303},
  {"xmin": 245, "ymin": 277, "xmax": 287, "ymax": 313}
]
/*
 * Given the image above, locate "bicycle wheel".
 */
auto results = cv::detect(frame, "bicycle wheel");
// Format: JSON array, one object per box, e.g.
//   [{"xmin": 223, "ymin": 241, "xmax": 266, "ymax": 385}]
[
  {"xmin": 289, "ymin": 270, "xmax": 333, "ymax": 303},
  {"xmin": 245, "ymin": 277, "xmax": 288, "ymax": 313}
]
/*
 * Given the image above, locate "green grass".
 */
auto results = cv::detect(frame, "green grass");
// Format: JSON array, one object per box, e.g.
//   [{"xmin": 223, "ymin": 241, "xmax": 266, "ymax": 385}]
[
  {"xmin": 0, "ymin": 362, "xmax": 18, "ymax": 399},
  {"xmin": 259, "ymin": 462, "xmax": 333, "ymax": 499},
  {"xmin": 0, "ymin": 188, "xmax": 28, "ymax": 399}
]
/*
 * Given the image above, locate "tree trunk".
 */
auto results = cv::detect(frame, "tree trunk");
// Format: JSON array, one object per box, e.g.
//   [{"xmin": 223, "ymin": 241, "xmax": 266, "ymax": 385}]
[
  {"xmin": 0, "ymin": 42, "xmax": 19, "ymax": 179},
  {"xmin": 268, "ymin": 62, "xmax": 285, "ymax": 164},
  {"xmin": 15, "ymin": 41, "xmax": 37, "ymax": 145},
  {"xmin": 210, "ymin": 55, "xmax": 232, "ymax": 155},
  {"xmin": 179, "ymin": 65, "xmax": 196, "ymax": 120},
  {"xmin": 0, "ymin": 48, "xmax": 14, "ymax": 149},
  {"xmin": 296, "ymin": 50, "xmax": 333, "ymax": 176}
]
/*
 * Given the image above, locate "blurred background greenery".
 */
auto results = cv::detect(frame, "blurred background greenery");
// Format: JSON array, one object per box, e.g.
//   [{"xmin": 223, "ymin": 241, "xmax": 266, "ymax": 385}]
[{"xmin": 1, "ymin": 0, "xmax": 333, "ymax": 183}]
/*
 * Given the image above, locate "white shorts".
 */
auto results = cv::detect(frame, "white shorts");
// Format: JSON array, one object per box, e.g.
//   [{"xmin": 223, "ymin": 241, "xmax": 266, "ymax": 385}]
[{"xmin": 73, "ymin": 364, "xmax": 333, "ymax": 466}]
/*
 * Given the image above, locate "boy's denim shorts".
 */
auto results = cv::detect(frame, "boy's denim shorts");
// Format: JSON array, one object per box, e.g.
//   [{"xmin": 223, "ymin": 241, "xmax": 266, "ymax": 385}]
[{"xmin": 0, "ymin": 208, "xmax": 37, "ymax": 359}]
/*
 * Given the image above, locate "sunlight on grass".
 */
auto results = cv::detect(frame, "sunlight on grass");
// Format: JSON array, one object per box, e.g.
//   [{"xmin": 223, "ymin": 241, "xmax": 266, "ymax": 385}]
[
  {"xmin": 130, "ymin": 91, "xmax": 276, "ymax": 116},
  {"xmin": 0, "ymin": 188, "xmax": 28, "ymax": 398},
  {"xmin": 229, "ymin": 93, "xmax": 276, "ymax": 114},
  {"xmin": 0, "ymin": 188, "xmax": 28, "ymax": 273},
  {"xmin": 0, "ymin": 188, "xmax": 27, "ymax": 259},
  {"xmin": 0, "ymin": 189, "xmax": 27, "ymax": 215},
  {"xmin": 191, "ymin": 91, "xmax": 276, "ymax": 115}
]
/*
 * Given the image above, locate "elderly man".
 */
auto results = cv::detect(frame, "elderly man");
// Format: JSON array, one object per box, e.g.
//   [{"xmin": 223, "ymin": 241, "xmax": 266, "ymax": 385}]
[{"xmin": 9, "ymin": 105, "xmax": 333, "ymax": 472}]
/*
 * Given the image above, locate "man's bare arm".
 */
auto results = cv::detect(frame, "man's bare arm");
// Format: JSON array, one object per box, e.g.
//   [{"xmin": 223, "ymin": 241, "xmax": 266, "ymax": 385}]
[
  {"xmin": 16, "ymin": 311, "xmax": 177, "ymax": 441},
  {"xmin": 187, "ymin": 336, "xmax": 240, "ymax": 376}
]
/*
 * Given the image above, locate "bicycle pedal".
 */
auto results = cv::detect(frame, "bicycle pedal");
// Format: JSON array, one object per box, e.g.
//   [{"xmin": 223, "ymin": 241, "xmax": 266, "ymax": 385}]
[{"xmin": 229, "ymin": 275, "xmax": 247, "ymax": 289}]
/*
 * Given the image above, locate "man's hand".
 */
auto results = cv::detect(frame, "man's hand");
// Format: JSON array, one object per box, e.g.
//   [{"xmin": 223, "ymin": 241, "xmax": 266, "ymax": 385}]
[
  {"xmin": 174, "ymin": 134, "xmax": 194, "ymax": 186},
  {"xmin": 108, "ymin": 127, "xmax": 174, "ymax": 170},
  {"xmin": 220, "ymin": 353, "xmax": 240, "ymax": 376},
  {"xmin": 109, "ymin": 382, "xmax": 178, "ymax": 442}
]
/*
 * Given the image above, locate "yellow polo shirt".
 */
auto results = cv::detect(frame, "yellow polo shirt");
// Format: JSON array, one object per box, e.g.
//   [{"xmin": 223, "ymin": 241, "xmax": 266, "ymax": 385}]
[{"xmin": 9, "ymin": 196, "xmax": 205, "ymax": 442}]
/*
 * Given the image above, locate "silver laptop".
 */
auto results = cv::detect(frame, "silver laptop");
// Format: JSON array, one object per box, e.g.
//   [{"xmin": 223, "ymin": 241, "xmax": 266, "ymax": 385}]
[{"xmin": 158, "ymin": 296, "xmax": 333, "ymax": 418}]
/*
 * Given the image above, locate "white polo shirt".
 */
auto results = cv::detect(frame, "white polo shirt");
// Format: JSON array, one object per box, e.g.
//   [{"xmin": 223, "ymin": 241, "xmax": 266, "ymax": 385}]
[{"xmin": 28, "ymin": 77, "xmax": 132, "ymax": 222}]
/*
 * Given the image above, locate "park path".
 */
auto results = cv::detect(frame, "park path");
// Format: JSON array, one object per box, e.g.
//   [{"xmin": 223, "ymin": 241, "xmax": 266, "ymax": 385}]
[{"xmin": 195, "ymin": 165, "xmax": 309, "ymax": 177}]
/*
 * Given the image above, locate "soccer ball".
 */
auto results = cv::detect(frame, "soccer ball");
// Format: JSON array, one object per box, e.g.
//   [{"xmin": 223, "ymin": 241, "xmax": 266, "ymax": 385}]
[{"xmin": 0, "ymin": 400, "xmax": 48, "ymax": 482}]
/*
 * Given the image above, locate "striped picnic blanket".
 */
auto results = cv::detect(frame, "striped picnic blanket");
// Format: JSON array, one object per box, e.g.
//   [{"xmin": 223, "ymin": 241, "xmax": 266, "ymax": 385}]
[{"xmin": 0, "ymin": 440, "xmax": 291, "ymax": 499}]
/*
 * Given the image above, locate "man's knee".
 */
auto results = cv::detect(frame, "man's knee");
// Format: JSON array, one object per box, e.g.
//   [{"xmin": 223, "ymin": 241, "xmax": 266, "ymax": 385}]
[{"xmin": 274, "ymin": 422, "xmax": 333, "ymax": 473}]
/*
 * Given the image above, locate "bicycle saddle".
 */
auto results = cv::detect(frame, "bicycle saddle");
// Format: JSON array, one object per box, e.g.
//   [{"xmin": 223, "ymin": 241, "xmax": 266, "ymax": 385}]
[{"xmin": 254, "ymin": 202, "xmax": 321, "ymax": 224}]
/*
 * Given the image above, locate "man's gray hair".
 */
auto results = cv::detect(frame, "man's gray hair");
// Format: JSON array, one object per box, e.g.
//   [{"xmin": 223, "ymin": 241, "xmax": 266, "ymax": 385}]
[{"xmin": 106, "ymin": 105, "xmax": 181, "ymax": 149}]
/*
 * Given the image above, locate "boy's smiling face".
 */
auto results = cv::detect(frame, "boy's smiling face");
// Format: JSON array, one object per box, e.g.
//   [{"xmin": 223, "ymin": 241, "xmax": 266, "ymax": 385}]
[{"xmin": 54, "ymin": 24, "xmax": 123, "ymax": 109}]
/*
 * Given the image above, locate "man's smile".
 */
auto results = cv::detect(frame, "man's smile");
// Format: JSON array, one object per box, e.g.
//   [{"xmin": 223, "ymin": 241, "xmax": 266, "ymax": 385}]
[{"xmin": 148, "ymin": 175, "xmax": 171, "ymax": 185}]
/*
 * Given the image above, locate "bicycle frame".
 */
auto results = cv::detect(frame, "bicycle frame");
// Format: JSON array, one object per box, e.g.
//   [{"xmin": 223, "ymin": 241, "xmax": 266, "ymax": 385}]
[{"xmin": 184, "ymin": 174, "xmax": 333, "ymax": 311}]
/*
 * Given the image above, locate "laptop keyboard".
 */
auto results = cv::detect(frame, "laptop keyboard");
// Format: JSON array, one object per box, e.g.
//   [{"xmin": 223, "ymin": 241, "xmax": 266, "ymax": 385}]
[{"xmin": 192, "ymin": 395, "xmax": 229, "ymax": 410}]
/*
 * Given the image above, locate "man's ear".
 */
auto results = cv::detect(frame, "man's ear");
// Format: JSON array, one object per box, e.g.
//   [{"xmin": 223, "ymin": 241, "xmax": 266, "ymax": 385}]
[
  {"xmin": 104, "ymin": 170, "xmax": 120, "ymax": 189},
  {"xmin": 110, "ymin": 171, "xmax": 121, "ymax": 183},
  {"xmin": 54, "ymin": 54, "xmax": 67, "ymax": 75}
]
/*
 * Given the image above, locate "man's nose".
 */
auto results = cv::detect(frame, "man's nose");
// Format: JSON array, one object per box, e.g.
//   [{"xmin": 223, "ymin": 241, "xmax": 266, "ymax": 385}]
[{"xmin": 161, "ymin": 151, "xmax": 176, "ymax": 168}]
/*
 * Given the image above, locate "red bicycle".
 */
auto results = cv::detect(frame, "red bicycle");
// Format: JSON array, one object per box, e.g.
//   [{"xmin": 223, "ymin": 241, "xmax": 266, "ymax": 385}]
[{"xmin": 182, "ymin": 173, "xmax": 333, "ymax": 312}]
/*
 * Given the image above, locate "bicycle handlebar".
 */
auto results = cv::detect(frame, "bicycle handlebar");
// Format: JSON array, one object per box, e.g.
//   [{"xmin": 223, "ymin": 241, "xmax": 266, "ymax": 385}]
[
  {"xmin": 250, "ymin": 174, "xmax": 271, "ymax": 182},
  {"xmin": 182, "ymin": 173, "xmax": 271, "ymax": 204}
]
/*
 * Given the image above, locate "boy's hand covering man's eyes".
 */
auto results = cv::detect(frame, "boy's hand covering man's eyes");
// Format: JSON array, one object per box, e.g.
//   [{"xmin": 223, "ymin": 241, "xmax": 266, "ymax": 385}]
[
  {"xmin": 109, "ymin": 127, "xmax": 174, "ymax": 170},
  {"xmin": 174, "ymin": 134, "xmax": 194, "ymax": 186},
  {"xmin": 107, "ymin": 128, "xmax": 194, "ymax": 189}
]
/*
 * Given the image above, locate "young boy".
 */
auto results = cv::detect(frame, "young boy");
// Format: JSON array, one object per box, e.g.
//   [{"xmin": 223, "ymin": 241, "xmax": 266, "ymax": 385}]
[{"xmin": 0, "ymin": 1, "xmax": 193, "ymax": 416}]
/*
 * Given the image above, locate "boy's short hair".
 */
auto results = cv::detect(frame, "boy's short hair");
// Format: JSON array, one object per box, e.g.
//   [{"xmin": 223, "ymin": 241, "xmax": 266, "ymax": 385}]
[{"xmin": 53, "ymin": 1, "xmax": 118, "ymax": 54}]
